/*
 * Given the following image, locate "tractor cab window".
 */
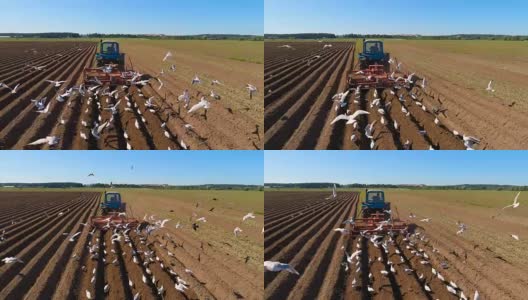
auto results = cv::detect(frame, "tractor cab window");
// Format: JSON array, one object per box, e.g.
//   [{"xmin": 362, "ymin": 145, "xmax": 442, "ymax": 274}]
[
  {"xmin": 365, "ymin": 42, "xmax": 382, "ymax": 54},
  {"xmin": 367, "ymin": 192, "xmax": 383, "ymax": 203},
  {"xmin": 102, "ymin": 43, "xmax": 117, "ymax": 53},
  {"xmin": 105, "ymin": 194, "xmax": 120, "ymax": 203}
]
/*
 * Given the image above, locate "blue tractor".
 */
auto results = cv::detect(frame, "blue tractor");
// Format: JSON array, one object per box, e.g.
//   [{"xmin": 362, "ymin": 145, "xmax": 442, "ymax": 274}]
[
  {"xmin": 95, "ymin": 40, "xmax": 125, "ymax": 68},
  {"xmin": 358, "ymin": 39, "xmax": 390, "ymax": 71},
  {"xmin": 100, "ymin": 191, "xmax": 126, "ymax": 214},
  {"xmin": 361, "ymin": 189, "xmax": 390, "ymax": 218}
]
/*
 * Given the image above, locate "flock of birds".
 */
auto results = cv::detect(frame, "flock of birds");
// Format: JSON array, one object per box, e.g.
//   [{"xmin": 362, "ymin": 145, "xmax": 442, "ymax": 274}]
[
  {"xmin": 328, "ymin": 60, "xmax": 482, "ymax": 150},
  {"xmin": 264, "ymin": 188, "xmax": 523, "ymax": 299},
  {"xmin": 160, "ymin": 51, "xmax": 258, "ymax": 106},
  {"xmin": 2, "ymin": 46, "xmax": 261, "ymax": 149},
  {"xmin": 20, "ymin": 72, "xmax": 195, "ymax": 149},
  {"xmin": 412, "ymin": 191, "xmax": 522, "ymax": 241},
  {"xmin": 0, "ymin": 200, "xmax": 260, "ymax": 299},
  {"xmin": 273, "ymin": 44, "xmax": 505, "ymax": 150}
]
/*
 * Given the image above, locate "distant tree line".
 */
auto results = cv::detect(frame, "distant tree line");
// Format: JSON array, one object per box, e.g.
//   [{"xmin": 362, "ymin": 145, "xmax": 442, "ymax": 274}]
[
  {"xmin": 265, "ymin": 183, "xmax": 528, "ymax": 191},
  {"xmin": 0, "ymin": 182, "xmax": 262, "ymax": 191},
  {"xmin": 265, "ymin": 33, "xmax": 528, "ymax": 41},
  {"xmin": 90, "ymin": 183, "xmax": 263, "ymax": 191},
  {"xmin": 265, "ymin": 33, "xmax": 337, "ymax": 39},
  {"xmin": 0, "ymin": 182, "xmax": 83, "ymax": 188},
  {"xmin": 86, "ymin": 33, "xmax": 263, "ymax": 41},
  {"xmin": 0, "ymin": 32, "xmax": 263, "ymax": 41},
  {"xmin": 0, "ymin": 32, "xmax": 80, "ymax": 38}
]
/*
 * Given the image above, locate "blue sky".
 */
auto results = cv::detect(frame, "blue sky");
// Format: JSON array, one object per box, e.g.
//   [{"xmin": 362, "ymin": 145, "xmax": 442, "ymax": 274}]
[
  {"xmin": 0, "ymin": 151, "xmax": 263, "ymax": 185},
  {"xmin": 265, "ymin": 0, "xmax": 528, "ymax": 35},
  {"xmin": 265, "ymin": 151, "xmax": 528, "ymax": 185},
  {"xmin": 0, "ymin": 0, "xmax": 263, "ymax": 35}
]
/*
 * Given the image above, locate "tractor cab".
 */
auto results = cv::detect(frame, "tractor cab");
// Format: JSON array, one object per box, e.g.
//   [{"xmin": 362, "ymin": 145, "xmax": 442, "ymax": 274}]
[
  {"xmin": 101, "ymin": 41, "xmax": 119, "ymax": 54},
  {"xmin": 105, "ymin": 192, "xmax": 121, "ymax": 205},
  {"xmin": 361, "ymin": 190, "xmax": 390, "ymax": 217},
  {"xmin": 101, "ymin": 191, "xmax": 124, "ymax": 214},
  {"xmin": 95, "ymin": 40, "xmax": 125, "ymax": 67},
  {"xmin": 363, "ymin": 40, "xmax": 384, "ymax": 56},
  {"xmin": 358, "ymin": 39, "xmax": 390, "ymax": 70}
]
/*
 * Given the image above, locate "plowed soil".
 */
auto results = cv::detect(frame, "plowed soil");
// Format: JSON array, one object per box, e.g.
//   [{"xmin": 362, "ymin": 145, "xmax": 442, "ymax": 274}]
[
  {"xmin": 386, "ymin": 40, "xmax": 528, "ymax": 149},
  {"xmin": 264, "ymin": 41, "xmax": 470, "ymax": 150},
  {"xmin": 264, "ymin": 191, "xmax": 491, "ymax": 300},
  {"xmin": 0, "ymin": 41, "xmax": 262, "ymax": 150},
  {"xmin": 0, "ymin": 190, "xmax": 262, "ymax": 299}
]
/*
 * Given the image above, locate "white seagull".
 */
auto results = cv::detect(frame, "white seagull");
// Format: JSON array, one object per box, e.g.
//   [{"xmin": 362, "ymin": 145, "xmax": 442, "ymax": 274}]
[
  {"xmin": 163, "ymin": 51, "xmax": 172, "ymax": 61},
  {"xmin": 45, "ymin": 80, "xmax": 66, "ymax": 88},
  {"xmin": 486, "ymin": 80, "xmax": 495, "ymax": 92},
  {"xmin": 264, "ymin": 261, "xmax": 300, "ymax": 275},
  {"xmin": 502, "ymin": 192, "xmax": 521, "ymax": 209},
  {"xmin": 243, "ymin": 212, "xmax": 255, "ymax": 221},
  {"xmin": 330, "ymin": 110, "xmax": 369, "ymax": 125},
  {"xmin": 188, "ymin": 98, "xmax": 210, "ymax": 114},
  {"xmin": 27, "ymin": 136, "xmax": 60, "ymax": 146}
]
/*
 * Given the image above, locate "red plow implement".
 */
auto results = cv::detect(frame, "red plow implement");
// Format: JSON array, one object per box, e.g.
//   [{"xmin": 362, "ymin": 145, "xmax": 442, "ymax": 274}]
[
  {"xmin": 348, "ymin": 64, "xmax": 411, "ymax": 90},
  {"xmin": 90, "ymin": 212, "xmax": 140, "ymax": 230},
  {"xmin": 83, "ymin": 65, "xmax": 136, "ymax": 86},
  {"xmin": 350, "ymin": 212, "xmax": 408, "ymax": 235}
]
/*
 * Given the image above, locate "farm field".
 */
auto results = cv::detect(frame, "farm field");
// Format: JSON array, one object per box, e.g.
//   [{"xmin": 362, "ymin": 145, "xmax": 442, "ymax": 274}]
[
  {"xmin": 264, "ymin": 41, "xmax": 466, "ymax": 150},
  {"xmin": 121, "ymin": 39, "xmax": 264, "ymax": 150},
  {"xmin": 0, "ymin": 189, "xmax": 263, "ymax": 299},
  {"xmin": 385, "ymin": 40, "xmax": 528, "ymax": 149},
  {"xmin": 264, "ymin": 190, "xmax": 528, "ymax": 300},
  {"xmin": 0, "ymin": 39, "xmax": 263, "ymax": 150}
]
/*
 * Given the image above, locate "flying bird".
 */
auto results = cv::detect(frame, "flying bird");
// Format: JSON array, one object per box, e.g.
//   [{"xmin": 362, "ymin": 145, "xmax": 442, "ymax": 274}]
[
  {"xmin": 45, "ymin": 80, "xmax": 66, "ymax": 88},
  {"xmin": 188, "ymin": 98, "xmax": 210, "ymax": 114},
  {"xmin": 1, "ymin": 257, "xmax": 23, "ymax": 264},
  {"xmin": 503, "ymin": 192, "xmax": 521, "ymax": 209},
  {"xmin": 330, "ymin": 110, "xmax": 369, "ymax": 125},
  {"xmin": 243, "ymin": 212, "xmax": 255, "ymax": 221},
  {"xmin": 27, "ymin": 136, "xmax": 60, "ymax": 146},
  {"xmin": 246, "ymin": 84, "xmax": 257, "ymax": 99},
  {"xmin": 234, "ymin": 227, "xmax": 242, "ymax": 237},
  {"xmin": 0, "ymin": 83, "xmax": 20, "ymax": 94},
  {"xmin": 264, "ymin": 261, "xmax": 300, "ymax": 275},
  {"xmin": 486, "ymin": 80, "xmax": 495, "ymax": 92},
  {"xmin": 191, "ymin": 75, "xmax": 201, "ymax": 85},
  {"xmin": 163, "ymin": 51, "xmax": 172, "ymax": 62}
]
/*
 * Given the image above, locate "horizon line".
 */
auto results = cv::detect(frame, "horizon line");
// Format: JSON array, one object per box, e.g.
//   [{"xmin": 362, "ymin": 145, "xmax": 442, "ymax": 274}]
[
  {"xmin": 264, "ymin": 32, "xmax": 528, "ymax": 36},
  {"xmin": 265, "ymin": 182, "xmax": 526, "ymax": 186}
]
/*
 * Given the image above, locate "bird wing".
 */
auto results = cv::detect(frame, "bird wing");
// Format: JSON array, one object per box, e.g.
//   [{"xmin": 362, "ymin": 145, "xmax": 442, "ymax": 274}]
[
  {"xmin": 330, "ymin": 114, "xmax": 350, "ymax": 125},
  {"xmin": 27, "ymin": 138, "xmax": 49, "ymax": 146},
  {"xmin": 97, "ymin": 122, "xmax": 109, "ymax": 134},
  {"xmin": 37, "ymin": 102, "xmax": 51, "ymax": 113},
  {"xmin": 188, "ymin": 102, "xmax": 205, "ymax": 114},
  {"xmin": 349, "ymin": 110, "xmax": 370, "ymax": 120},
  {"xmin": 513, "ymin": 192, "xmax": 520, "ymax": 205}
]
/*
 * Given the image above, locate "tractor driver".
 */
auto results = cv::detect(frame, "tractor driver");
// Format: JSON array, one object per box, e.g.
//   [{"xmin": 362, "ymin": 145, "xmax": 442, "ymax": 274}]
[
  {"xmin": 108, "ymin": 44, "xmax": 116, "ymax": 53},
  {"xmin": 370, "ymin": 44, "xmax": 379, "ymax": 53}
]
